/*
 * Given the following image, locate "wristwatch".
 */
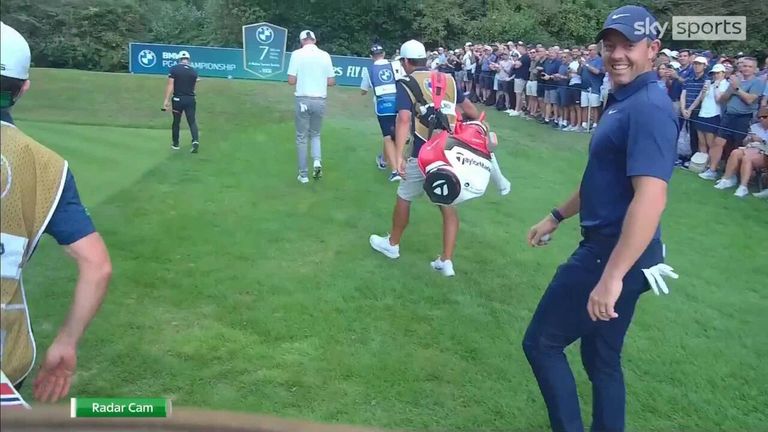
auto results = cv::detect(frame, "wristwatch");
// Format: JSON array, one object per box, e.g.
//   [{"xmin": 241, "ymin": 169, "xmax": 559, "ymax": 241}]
[{"xmin": 550, "ymin": 208, "xmax": 565, "ymax": 224}]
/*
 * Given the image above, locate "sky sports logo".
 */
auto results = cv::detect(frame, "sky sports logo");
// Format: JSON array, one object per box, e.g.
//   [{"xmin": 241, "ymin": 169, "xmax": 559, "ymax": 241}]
[{"xmin": 633, "ymin": 16, "xmax": 746, "ymax": 41}]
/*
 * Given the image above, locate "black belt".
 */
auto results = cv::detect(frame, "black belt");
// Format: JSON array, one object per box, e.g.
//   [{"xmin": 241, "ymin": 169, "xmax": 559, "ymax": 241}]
[{"xmin": 581, "ymin": 227, "xmax": 619, "ymax": 242}]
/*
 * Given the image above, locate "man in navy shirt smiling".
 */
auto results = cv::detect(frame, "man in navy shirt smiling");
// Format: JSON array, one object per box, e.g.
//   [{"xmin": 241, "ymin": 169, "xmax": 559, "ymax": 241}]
[{"xmin": 523, "ymin": 6, "xmax": 678, "ymax": 432}]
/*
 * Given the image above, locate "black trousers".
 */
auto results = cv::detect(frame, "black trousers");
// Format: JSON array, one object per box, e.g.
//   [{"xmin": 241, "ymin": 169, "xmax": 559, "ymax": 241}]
[{"xmin": 171, "ymin": 95, "xmax": 199, "ymax": 144}]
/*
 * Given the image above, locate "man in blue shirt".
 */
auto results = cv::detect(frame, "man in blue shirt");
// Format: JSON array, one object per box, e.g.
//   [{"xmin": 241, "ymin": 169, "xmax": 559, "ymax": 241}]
[
  {"xmin": 0, "ymin": 22, "xmax": 111, "ymax": 401},
  {"xmin": 579, "ymin": 44, "xmax": 605, "ymax": 129},
  {"xmin": 523, "ymin": 6, "xmax": 678, "ymax": 431},
  {"xmin": 680, "ymin": 56, "xmax": 708, "ymax": 163}
]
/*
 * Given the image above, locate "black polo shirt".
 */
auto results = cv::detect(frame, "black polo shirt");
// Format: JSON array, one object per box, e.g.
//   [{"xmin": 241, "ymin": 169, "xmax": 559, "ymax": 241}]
[{"xmin": 169, "ymin": 63, "xmax": 198, "ymax": 97}]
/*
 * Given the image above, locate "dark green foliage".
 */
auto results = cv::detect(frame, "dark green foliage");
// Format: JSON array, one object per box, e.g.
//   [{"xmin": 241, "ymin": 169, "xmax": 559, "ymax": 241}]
[{"xmin": 0, "ymin": 0, "xmax": 764, "ymax": 72}]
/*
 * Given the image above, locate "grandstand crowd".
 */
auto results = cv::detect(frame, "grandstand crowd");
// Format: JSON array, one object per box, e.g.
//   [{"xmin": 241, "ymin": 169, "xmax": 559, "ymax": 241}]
[{"xmin": 393, "ymin": 42, "xmax": 768, "ymax": 199}]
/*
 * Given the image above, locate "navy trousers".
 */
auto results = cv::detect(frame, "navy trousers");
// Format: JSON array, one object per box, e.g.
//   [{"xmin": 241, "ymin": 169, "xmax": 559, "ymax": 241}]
[{"xmin": 523, "ymin": 232, "xmax": 664, "ymax": 432}]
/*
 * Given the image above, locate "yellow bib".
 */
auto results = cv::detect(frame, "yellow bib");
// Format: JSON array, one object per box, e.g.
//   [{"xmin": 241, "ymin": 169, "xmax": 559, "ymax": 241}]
[
  {"xmin": 400, "ymin": 70, "xmax": 458, "ymax": 144},
  {"xmin": 1, "ymin": 122, "xmax": 67, "ymax": 385}
]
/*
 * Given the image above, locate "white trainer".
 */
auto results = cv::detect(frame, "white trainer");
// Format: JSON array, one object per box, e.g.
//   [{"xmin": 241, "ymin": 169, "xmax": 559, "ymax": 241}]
[
  {"xmin": 698, "ymin": 169, "xmax": 718, "ymax": 180},
  {"xmin": 297, "ymin": 175, "xmax": 309, "ymax": 184},
  {"xmin": 714, "ymin": 176, "xmax": 737, "ymax": 189},
  {"xmin": 752, "ymin": 189, "xmax": 768, "ymax": 199},
  {"xmin": 369, "ymin": 234, "xmax": 400, "ymax": 259},
  {"xmin": 734, "ymin": 185, "xmax": 749, "ymax": 198},
  {"xmin": 430, "ymin": 257, "xmax": 455, "ymax": 277}
]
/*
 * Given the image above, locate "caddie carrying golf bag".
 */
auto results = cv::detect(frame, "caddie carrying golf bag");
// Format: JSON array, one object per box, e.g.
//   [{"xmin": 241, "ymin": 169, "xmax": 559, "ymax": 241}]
[{"xmin": 411, "ymin": 71, "xmax": 494, "ymax": 206}]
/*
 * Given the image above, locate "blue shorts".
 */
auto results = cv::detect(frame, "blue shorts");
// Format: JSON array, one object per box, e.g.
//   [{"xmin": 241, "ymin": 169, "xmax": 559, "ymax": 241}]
[
  {"xmin": 696, "ymin": 115, "xmax": 720, "ymax": 134},
  {"xmin": 377, "ymin": 115, "xmax": 396, "ymax": 138},
  {"xmin": 717, "ymin": 113, "xmax": 752, "ymax": 142}
]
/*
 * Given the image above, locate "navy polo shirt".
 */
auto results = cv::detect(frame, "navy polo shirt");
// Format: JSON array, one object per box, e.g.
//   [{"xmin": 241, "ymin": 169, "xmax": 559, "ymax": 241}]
[
  {"xmin": 683, "ymin": 73, "xmax": 706, "ymax": 108},
  {"xmin": 395, "ymin": 68, "xmax": 465, "ymax": 158},
  {"xmin": 579, "ymin": 71, "xmax": 678, "ymax": 240}
]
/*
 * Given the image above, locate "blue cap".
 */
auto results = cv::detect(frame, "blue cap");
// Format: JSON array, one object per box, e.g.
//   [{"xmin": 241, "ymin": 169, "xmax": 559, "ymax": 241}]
[
  {"xmin": 370, "ymin": 44, "xmax": 384, "ymax": 55},
  {"xmin": 595, "ymin": 5, "xmax": 660, "ymax": 43}
]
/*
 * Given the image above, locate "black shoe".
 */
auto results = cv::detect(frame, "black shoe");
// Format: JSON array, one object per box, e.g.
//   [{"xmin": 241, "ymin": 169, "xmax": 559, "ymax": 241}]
[
  {"xmin": 313, "ymin": 165, "xmax": 322, "ymax": 180},
  {"xmin": 171, "ymin": 143, "xmax": 180, "ymax": 150},
  {"xmin": 191, "ymin": 141, "xmax": 199, "ymax": 153}
]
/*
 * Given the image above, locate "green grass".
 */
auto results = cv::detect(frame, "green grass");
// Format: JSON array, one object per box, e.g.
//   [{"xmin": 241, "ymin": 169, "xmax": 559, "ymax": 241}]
[{"xmin": 13, "ymin": 68, "xmax": 767, "ymax": 431}]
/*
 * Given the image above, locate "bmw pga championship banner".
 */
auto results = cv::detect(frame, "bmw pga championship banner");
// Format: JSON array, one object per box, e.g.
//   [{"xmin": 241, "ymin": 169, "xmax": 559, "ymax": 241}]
[{"xmin": 129, "ymin": 22, "xmax": 372, "ymax": 87}]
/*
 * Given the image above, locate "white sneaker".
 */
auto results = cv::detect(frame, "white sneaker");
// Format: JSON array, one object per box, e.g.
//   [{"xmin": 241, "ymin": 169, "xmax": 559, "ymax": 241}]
[
  {"xmin": 508, "ymin": 110, "xmax": 520, "ymax": 116},
  {"xmin": 698, "ymin": 169, "xmax": 718, "ymax": 180},
  {"xmin": 297, "ymin": 175, "xmax": 309, "ymax": 184},
  {"xmin": 752, "ymin": 189, "xmax": 768, "ymax": 199},
  {"xmin": 369, "ymin": 234, "xmax": 400, "ymax": 259},
  {"xmin": 734, "ymin": 185, "xmax": 749, "ymax": 198},
  {"xmin": 430, "ymin": 257, "xmax": 455, "ymax": 277},
  {"xmin": 714, "ymin": 176, "xmax": 738, "ymax": 189},
  {"xmin": 313, "ymin": 159, "xmax": 322, "ymax": 169}
]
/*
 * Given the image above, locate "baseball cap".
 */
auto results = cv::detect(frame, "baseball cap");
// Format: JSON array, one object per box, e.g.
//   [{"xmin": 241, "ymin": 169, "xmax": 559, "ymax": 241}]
[
  {"xmin": 465, "ymin": 42, "xmax": 472, "ymax": 47},
  {"xmin": 0, "ymin": 22, "xmax": 31, "ymax": 80},
  {"xmin": 693, "ymin": 56, "xmax": 708, "ymax": 64},
  {"xmin": 299, "ymin": 30, "xmax": 316, "ymax": 41},
  {"xmin": 595, "ymin": 5, "xmax": 660, "ymax": 43},
  {"xmin": 178, "ymin": 50, "xmax": 190, "ymax": 59},
  {"xmin": 370, "ymin": 44, "xmax": 384, "ymax": 55},
  {"xmin": 709, "ymin": 63, "xmax": 726, "ymax": 74},
  {"xmin": 400, "ymin": 40, "xmax": 427, "ymax": 59}
]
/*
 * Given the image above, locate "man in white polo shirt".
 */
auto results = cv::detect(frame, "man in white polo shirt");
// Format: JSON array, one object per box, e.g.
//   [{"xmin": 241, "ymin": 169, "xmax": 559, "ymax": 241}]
[{"xmin": 287, "ymin": 30, "xmax": 335, "ymax": 183}]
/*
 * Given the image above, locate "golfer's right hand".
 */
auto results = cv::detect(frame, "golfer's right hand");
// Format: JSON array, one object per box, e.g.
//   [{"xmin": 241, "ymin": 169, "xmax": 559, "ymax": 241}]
[
  {"xmin": 162, "ymin": 100, "xmax": 170, "ymax": 111},
  {"xmin": 527, "ymin": 215, "xmax": 559, "ymax": 247}
]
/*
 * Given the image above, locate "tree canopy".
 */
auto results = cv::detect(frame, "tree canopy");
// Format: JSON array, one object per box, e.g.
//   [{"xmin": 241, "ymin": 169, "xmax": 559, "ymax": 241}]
[{"xmin": 1, "ymin": 0, "xmax": 765, "ymax": 72}]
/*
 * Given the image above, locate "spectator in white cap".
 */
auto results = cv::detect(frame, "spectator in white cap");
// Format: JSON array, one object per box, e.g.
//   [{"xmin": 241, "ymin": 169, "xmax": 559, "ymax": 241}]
[
  {"xmin": 694, "ymin": 63, "xmax": 728, "ymax": 158},
  {"xmin": 679, "ymin": 55, "xmax": 708, "ymax": 165},
  {"xmin": 287, "ymin": 29, "xmax": 336, "ymax": 183},
  {"xmin": 0, "ymin": 21, "xmax": 112, "ymax": 403}
]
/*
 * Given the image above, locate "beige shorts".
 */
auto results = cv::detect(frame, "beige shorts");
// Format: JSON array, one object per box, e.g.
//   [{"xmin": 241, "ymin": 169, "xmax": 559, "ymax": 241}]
[
  {"xmin": 397, "ymin": 158, "xmax": 426, "ymax": 201},
  {"xmin": 525, "ymin": 80, "xmax": 538, "ymax": 96},
  {"xmin": 580, "ymin": 91, "xmax": 601, "ymax": 108},
  {"xmin": 514, "ymin": 78, "xmax": 527, "ymax": 94}
]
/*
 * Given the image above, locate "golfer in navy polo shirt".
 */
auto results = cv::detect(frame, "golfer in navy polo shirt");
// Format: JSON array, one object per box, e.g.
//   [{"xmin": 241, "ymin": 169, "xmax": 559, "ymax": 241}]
[{"xmin": 523, "ymin": 6, "xmax": 678, "ymax": 432}]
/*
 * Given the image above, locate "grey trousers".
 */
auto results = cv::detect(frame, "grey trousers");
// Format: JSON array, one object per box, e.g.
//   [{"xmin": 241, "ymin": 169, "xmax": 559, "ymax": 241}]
[{"xmin": 295, "ymin": 96, "xmax": 326, "ymax": 176}]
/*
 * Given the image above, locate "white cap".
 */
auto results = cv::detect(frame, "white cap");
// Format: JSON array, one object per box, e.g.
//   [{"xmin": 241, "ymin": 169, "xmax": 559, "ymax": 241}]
[
  {"xmin": 0, "ymin": 22, "xmax": 31, "ymax": 80},
  {"xmin": 399, "ymin": 40, "xmax": 427, "ymax": 59},
  {"xmin": 178, "ymin": 50, "xmax": 190, "ymax": 59},
  {"xmin": 670, "ymin": 61, "xmax": 681, "ymax": 69},
  {"xmin": 299, "ymin": 30, "xmax": 316, "ymax": 41},
  {"xmin": 669, "ymin": 50, "xmax": 679, "ymax": 58},
  {"xmin": 693, "ymin": 56, "xmax": 707, "ymax": 64},
  {"xmin": 659, "ymin": 48, "xmax": 672, "ymax": 57},
  {"xmin": 465, "ymin": 42, "xmax": 472, "ymax": 47},
  {"xmin": 709, "ymin": 63, "xmax": 726, "ymax": 73}
]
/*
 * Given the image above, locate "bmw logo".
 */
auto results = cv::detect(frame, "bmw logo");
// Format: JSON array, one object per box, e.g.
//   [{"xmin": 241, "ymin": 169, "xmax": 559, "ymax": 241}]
[
  {"xmin": 138, "ymin": 49, "xmax": 156, "ymax": 68},
  {"xmin": 256, "ymin": 26, "xmax": 274, "ymax": 44},
  {"xmin": 378, "ymin": 68, "xmax": 393, "ymax": 82},
  {"xmin": 423, "ymin": 78, "xmax": 432, "ymax": 93}
]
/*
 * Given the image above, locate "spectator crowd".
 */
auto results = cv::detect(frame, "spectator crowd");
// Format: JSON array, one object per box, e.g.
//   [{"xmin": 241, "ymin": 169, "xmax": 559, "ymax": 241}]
[{"xmin": 399, "ymin": 42, "xmax": 768, "ymax": 200}]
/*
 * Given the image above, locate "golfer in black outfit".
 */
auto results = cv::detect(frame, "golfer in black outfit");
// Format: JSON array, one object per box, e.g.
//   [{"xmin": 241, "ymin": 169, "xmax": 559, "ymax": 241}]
[{"xmin": 162, "ymin": 50, "xmax": 200, "ymax": 153}]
